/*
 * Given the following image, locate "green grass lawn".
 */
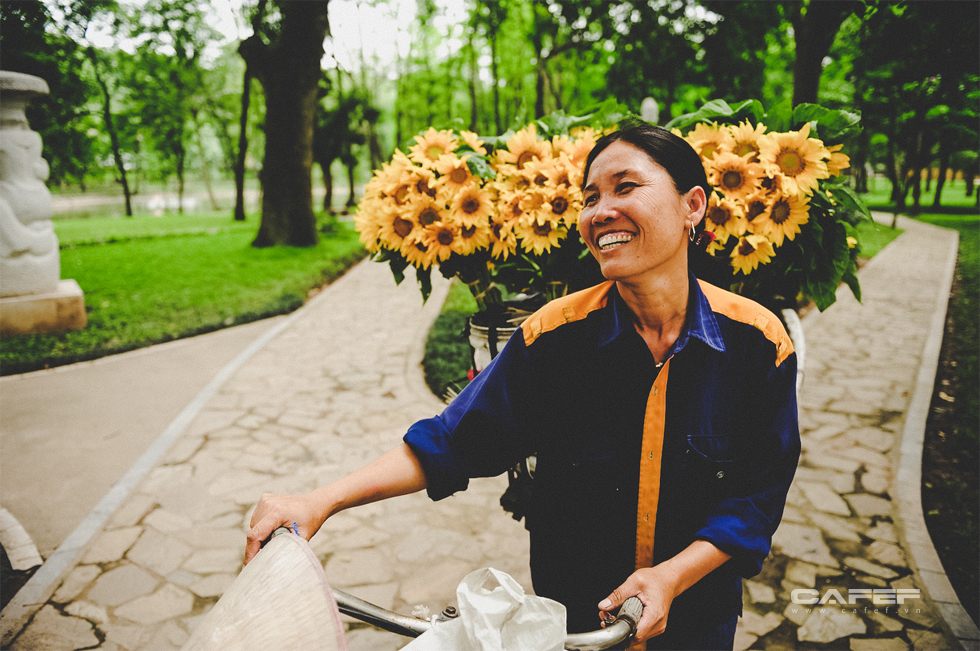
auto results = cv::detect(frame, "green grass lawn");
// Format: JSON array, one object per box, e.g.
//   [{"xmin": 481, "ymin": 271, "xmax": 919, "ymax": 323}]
[
  {"xmin": 55, "ymin": 211, "xmax": 258, "ymax": 246},
  {"xmin": 860, "ymin": 177, "xmax": 980, "ymax": 214},
  {"xmin": 1, "ymin": 215, "xmax": 365, "ymax": 375}
]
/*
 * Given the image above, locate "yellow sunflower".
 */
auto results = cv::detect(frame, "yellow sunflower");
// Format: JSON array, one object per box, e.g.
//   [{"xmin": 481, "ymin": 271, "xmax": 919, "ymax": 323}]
[
  {"xmin": 543, "ymin": 184, "xmax": 580, "ymax": 228},
  {"xmin": 685, "ymin": 122, "xmax": 733, "ymax": 160},
  {"xmin": 826, "ymin": 144, "xmax": 851, "ymax": 176},
  {"xmin": 516, "ymin": 214, "xmax": 566, "ymax": 255},
  {"xmin": 497, "ymin": 189, "xmax": 527, "ymax": 224},
  {"xmin": 373, "ymin": 204, "xmax": 418, "ymax": 250},
  {"xmin": 400, "ymin": 232, "xmax": 438, "ymax": 270},
  {"xmin": 708, "ymin": 152, "xmax": 762, "ymax": 202},
  {"xmin": 408, "ymin": 127, "xmax": 458, "ymax": 168},
  {"xmin": 728, "ymin": 121, "xmax": 767, "ymax": 160},
  {"xmin": 497, "ymin": 124, "xmax": 550, "ymax": 170},
  {"xmin": 433, "ymin": 153, "xmax": 474, "ymax": 193},
  {"xmin": 755, "ymin": 193, "xmax": 810, "ymax": 247},
  {"xmin": 451, "ymin": 185, "xmax": 494, "ymax": 226},
  {"xmin": 741, "ymin": 190, "xmax": 772, "ymax": 232},
  {"xmin": 460, "ymin": 130, "xmax": 487, "ymax": 155},
  {"xmin": 758, "ymin": 123, "xmax": 829, "ymax": 197},
  {"xmin": 703, "ymin": 194, "xmax": 748, "ymax": 241},
  {"xmin": 731, "ymin": 234, "xmax": 776, "ymax": 275},
  {"xmin": 353, "ymin": 199, "xmax": 385, "ymax": 252},
  {"xmin": 455, "ymin": 220, "xmax": 492, "ymax": 256},
  {"xmin": 421, "ymin": 223, "xmax": 459, "ymax": 262},
  {"xmin": 408, "ymin": 196, "xmax": 446, "ymax": 229},
  {"xmin": 490, "ymin": 220, "xmax": 518, "ymax": 260}
]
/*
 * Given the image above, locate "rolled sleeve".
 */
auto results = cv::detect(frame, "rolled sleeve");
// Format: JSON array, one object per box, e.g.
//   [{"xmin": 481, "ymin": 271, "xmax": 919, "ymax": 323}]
[{"xmin": 403, "ymin": 329, "xmax": 535, "ymax": 502}]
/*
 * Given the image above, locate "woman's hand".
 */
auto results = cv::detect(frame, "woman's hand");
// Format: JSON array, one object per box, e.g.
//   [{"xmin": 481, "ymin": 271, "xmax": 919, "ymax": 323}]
[
  {"xmin": 598, "ymin": 541, "xmax": 732, "ymax": 642},
  {"xmin": 598, "ymin": 564, "xmax": 679, "ymax": 642},
  {"xmin": 244, "ymin": 492, "xmax": 327, "ymax": 565}
]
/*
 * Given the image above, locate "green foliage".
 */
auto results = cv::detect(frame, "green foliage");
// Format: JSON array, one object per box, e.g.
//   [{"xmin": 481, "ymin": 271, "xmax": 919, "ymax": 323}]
[
  {"xmin": 665, "ymin": 99, "xmax": 765, "ymax": 131},
  {"xmin": 1, "ymin": 220, "xmax": 365, "ymax": 375}
]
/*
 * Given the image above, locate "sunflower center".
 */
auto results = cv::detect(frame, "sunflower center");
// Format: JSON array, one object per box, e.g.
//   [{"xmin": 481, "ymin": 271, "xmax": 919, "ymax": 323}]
[
  {"xmin": 722, "ymin": 171, "xmax": 743, "ymax": 191},
  {"xmin": 393, "ymin": 217, "xmax": 414, "ymax": 238},
  {"xmin": 510, "ymin": 200, "xmax": 523, "ymax": 218},
  {"xmin": 746, "ymin": 201, "xmax": 766, "ymax": 222},
  {"xmin": 426, "ymin": 145, "xmax": 445, "ymax": 160},
  {"xmin": 551, "ymin": 196, "xmax": 569, "ymax": 215},
  {"xmin": 437, "ymin": 229, "xmax": 455, "ymax": 246},
  {"xmin": 701, "ymin": 143, "xmax": 718, "ymax": 160},
  {"xmin": 707, "ymin": 206, "xmax": 731, "ymax": 227},
  {"xmin": 462, "ymin": 225, "xmax": 477, "ymax": 239},
  {"xmin": 417, "ymin": 179, "xmax": 436, "ymax": 197},
  {"xmin": 534, "ymin": 174, "xmax": 548, "ymax": 187},
  {"xmin": 532, "ymin": 220, "xmax": 552, "ymax": 236},
  {"xmin": 771, "ymin": 200, "xmax": 791, "ymax": 225},
  {"xmin": 394, "ymin": 185, "xmax": 410, "ymax": 205},
  {"xmin": 516, "ymin": 150, "xmax": 537, "ymax": 170},
  {"xmin": 776, "ymin": 149, "xmax": 804, "ymax": 176},
  {"xmin": 419, "ymin": 208, "xmax": 440, "ymax": 226},
  {"xmin": 734, "ymin": 142, "xmax": 759, "ymax": 158},
  {"xmin": 738, "ymin": 239, "xmax": 756, "ymax": 256},
  {"xmin": 415, "ymin": 242, "xmax": 428, "ymax": 252},
  {"xmin": 461, "ymin": 197, "xmax": 481, "ymax": 214},
  {"xmin": 449, "ymin": 167, "xmax": 469, "ymax": 184}
]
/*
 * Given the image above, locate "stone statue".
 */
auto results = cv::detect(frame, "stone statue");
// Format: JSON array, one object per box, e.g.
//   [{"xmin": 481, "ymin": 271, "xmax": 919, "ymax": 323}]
[
  {"xmin": 0, "ymin": 71, "xmax": 59, "ymax": 297},
  {"xmin": 0, "ymin": 71, "xmax": 85, "ymax": 335}
]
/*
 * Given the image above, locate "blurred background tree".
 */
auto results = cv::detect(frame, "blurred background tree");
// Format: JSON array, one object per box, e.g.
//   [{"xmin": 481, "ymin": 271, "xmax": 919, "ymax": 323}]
[{"xmin": 2, "ymin": 0, "xmax": 976, "ymax": 239}]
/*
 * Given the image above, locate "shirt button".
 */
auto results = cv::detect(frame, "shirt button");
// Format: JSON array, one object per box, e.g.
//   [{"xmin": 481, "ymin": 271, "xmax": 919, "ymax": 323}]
[{"xmin": 716, "ymin": 471, "xmax": 725, "ymax": 479}]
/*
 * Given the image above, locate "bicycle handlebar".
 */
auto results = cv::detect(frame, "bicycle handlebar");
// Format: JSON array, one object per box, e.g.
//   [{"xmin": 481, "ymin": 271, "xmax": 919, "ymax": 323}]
[{"xmin": 269, "ymin": 528, "xmax": 644, "ymax": 650}]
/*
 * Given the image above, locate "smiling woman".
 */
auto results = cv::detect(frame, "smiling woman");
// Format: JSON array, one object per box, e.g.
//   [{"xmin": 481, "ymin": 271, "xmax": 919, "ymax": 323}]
[{"xmin": 247, "ymin": 120, "xmax": 801, "ymax": 651}]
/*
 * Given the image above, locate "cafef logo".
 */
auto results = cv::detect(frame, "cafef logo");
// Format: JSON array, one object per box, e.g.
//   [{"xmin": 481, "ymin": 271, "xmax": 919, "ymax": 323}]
[{"xmin": 791, "ymin": 588, "xmax": 920, "ymax": 605}]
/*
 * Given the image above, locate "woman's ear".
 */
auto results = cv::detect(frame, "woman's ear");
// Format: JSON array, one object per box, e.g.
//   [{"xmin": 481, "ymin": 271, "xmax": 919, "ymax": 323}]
[{"xmin": 685, "ymin": 186, "xmax": 707, "ymax": 228}]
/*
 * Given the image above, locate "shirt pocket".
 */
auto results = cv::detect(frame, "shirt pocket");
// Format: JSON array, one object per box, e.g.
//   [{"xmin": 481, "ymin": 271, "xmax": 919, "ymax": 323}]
[{"xmin": 684, "ymin": 433, "xmax": 738, "ymax": 494}]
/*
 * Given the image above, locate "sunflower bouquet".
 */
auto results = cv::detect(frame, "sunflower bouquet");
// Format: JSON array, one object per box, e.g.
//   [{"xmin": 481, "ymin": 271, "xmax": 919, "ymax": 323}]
[
  {"xmin": 668, "ymin": 100, "xmax": 870, "ymax": 312},
  {"xmin": 356, "ymin": 105, "xmax": 623, "ymax": 318}
]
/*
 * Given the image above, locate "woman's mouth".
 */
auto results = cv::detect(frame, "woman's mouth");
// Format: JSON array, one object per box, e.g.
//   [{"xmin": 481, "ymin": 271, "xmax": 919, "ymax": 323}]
[{"xmin": 597, "ymin": 232, "xmax": 635, "ymax": 252}]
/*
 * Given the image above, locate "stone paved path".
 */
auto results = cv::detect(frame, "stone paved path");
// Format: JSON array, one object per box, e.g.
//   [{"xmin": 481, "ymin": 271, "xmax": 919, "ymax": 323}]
[{"xmin": 1, "ymin": 215, "xmax": 976, "ymax": 651}]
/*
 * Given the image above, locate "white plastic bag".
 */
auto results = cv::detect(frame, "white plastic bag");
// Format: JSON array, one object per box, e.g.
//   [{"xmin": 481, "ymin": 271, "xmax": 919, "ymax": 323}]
[{"xmin": 402, "ymin": 567, "xmax": 566, "ymax": 651}]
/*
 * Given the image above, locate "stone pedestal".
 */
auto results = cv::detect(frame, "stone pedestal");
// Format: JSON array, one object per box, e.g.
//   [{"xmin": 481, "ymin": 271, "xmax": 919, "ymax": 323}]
[
  {"xmin": 0, "ymin": 70, "xmax": 86, "ymax": 336},
  {"xmin": 0, "ymin": 279, "xmax": 86, "ymax": 337}
]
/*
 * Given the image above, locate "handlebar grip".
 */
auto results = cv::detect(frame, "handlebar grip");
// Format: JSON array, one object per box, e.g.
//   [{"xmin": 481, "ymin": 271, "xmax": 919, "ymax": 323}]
[{"xmin": 617, "ymin": 596, "xmax": 644, "ymax": 630}]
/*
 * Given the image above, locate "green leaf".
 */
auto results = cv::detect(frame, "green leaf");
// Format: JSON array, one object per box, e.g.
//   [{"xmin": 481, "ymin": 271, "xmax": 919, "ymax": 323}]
[
  {"xmin": 416, "ymin": 266, "xmax": 433, "ymax": 303},
  {"xmin": 665, "ymin": 99, "xmax": 765, "ymax": 131},
  {"xmin": 465, "ymin": 154, "xmax": 497, "ymax": 181},
  {"xmin": 791, "ymin": 104, "xmax": 862, "ymax": 143},
  {"xmin": 831, "ymin": 184, "xmax": 873, "ymax": 220},
  {"xmin": 842, "ymin": 268, "xmax": 861, "ymax": 303}
]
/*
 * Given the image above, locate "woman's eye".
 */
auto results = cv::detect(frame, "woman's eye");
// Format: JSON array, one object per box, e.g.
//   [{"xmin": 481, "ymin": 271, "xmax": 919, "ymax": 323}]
[
  {"xmin": 617, "ymin": 182, "xmax": 635, "ymax": 193},
  {"xmin": 583, "ymin": 194, "xmax": 598, "ymax": 206}
]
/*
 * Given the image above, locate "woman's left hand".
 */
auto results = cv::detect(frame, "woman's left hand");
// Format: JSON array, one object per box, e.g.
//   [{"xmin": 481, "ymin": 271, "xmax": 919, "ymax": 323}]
[{"xmin": 597, "ymin": 564, "xmax": 680, "ymax": 642}]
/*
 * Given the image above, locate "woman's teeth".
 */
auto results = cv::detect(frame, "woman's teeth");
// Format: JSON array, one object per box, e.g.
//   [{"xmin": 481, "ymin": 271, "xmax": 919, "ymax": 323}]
[{"xmin": 597, "ymin": 232, "xmax": 634, "ymax": 251}]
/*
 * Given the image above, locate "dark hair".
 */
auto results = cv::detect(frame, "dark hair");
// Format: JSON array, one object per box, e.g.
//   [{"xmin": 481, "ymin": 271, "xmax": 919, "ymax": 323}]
[{"xmin": 582, "ymin": 118, "xmax": 710, "ymax": 199}]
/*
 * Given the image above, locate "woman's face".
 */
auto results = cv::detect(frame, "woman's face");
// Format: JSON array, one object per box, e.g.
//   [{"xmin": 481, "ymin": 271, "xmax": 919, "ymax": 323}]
[{"xmin": 579, "ymin": 140, "xmax": 705, "ymax": 284}]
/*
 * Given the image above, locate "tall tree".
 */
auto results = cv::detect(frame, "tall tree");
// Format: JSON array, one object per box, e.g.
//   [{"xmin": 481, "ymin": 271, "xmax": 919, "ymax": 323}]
[
  {"xmin": 789, "ymin": 0, "xmax": 861, "ymax": 108},
  {"xmin": 234, "ymin": 0, "xmax": 268, "ymax": 222},
  {"xmin": 86, "ymin": 47, "xmax": 133, "ymax": 215},
  {"xmin": 239, "ymin": 0, "xmax": 330, "ymax": 247}
]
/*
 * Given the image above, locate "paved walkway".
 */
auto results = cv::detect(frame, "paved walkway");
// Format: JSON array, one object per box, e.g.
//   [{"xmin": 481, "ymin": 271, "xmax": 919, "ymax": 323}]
[{"xmin": 1, "ymin": 215, "xmax": 976, "ymax": 650}]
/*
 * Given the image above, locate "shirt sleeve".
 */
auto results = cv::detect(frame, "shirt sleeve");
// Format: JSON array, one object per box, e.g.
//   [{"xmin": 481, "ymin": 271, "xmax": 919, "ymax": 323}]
[
  {"xmin": 404, "ymin": 329, "xmax": 537, "ymax": 501},
  {"xmin": 694, "ymin": 351, "xmax": 801, "ymax": 577}
]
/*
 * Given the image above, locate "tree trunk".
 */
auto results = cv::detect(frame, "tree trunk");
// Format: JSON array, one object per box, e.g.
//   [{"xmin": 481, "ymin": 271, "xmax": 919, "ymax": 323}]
[
  {"xmin": 345, "ymin": 160, "xmax": 357, "ymax": 212},
  {"xmin": 491, "ymin": 31, "xmax": 501, "ymax": 134},
  {"xmin": 322, "ymin": 162, "xmax": 333, "ymax": 212},
  {"xmin": 193, "ymin": 110, "xmax": 220, "ymax": 211},
  {"xmin": 240, "ymin": 1, "xmax": 329, "ymax": 248},
  {"xmin": 933, "ymin": 152, "xmax": 949, "ymax": 209},
  {"xmin": 468, "ymin": 34, "xmax": 478, "ymax": 131},
  {"xmin": 236, "ymin": 0, "xmax": 268, "ymax": 223},
  {"xmin": 791, "ymin": 1, "xmax": 857, "ymax": 107},
  {"xmin": 87, "ymin": 49, "xmax": 132, "ymax": 217}
]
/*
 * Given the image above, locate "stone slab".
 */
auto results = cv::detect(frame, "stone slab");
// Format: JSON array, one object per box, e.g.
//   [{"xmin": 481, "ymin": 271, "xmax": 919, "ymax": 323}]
[{"xmin": 0, "ymin": 279, "xmax": 86, "ymax": 337}]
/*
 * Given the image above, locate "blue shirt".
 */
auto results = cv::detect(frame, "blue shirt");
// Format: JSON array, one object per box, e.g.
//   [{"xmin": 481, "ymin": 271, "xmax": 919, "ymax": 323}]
[{"xmin": 405, "ymin": 274, "xmax": 800, "ymax": 634}]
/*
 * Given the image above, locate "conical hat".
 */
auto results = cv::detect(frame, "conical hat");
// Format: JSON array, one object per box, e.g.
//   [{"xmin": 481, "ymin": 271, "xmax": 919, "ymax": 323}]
[{"xmin": 182, "ymin": 531, "xmax": 347, "ymax": 651}]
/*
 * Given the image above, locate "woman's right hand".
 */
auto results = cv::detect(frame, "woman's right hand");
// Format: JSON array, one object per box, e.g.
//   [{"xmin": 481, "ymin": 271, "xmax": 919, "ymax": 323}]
[{"xmin": 244, "ymin": 492, "xmax": 328, "ymax": 565}]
